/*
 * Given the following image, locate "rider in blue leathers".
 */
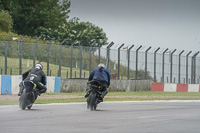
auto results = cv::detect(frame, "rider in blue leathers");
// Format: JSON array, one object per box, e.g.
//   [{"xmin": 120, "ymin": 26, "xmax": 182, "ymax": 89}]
[{"xmin": 85, "ymin": 64, "xmax": 111, "ymax": 101}]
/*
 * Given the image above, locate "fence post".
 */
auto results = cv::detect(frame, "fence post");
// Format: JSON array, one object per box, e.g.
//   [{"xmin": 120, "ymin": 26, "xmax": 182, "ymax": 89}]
[
  {"xmin": 170, "ymin": 49, "xmax": 176, "ymax": 83},
  {"xmin": 186, "ymin": 51, "xmax": 192, "ymax": 83},
  {"xmin": 89, "ymin": 47, "xmax": 92, "ymax": 74},
  {"xmin": 127, "ymin": 45, "xmax": 134, "ymax": 80},
  {"xmin": 75, "ymin": 71, "xmax": 76, "ymax": 78},
  {"xmin": 70, "ymin": 44, "xmax": 73, "ymax": 78},
  {"xmin": 10, "ymin": 68, "xmax": 12, "ymax": 75},
  {"xmin": 194, "ymin": 52, "xmax": 199, "ymax": 84},
  {"xmin": 4, "ymin": 34, "xmax": 13, "ymax": 75},
  {"xmin": 98, "ymin": 46, "xmax": 101, "ymax": 64},
  {"xmin": 19, "ymin": 35, "xmax": 27, "ymax": 75},
  {"xmin": 117, "ymin": 44, "xmax": 124, "ymax": 80},
  {"xmin": 79, "ymin": 45, "xmax": 82, "ymax": 78},
  {"xmin": 58, "ymin": 39, "xmax": 66, "ymax": 77},
  {"xmin": 162, "ymin": 48, "xmax": 168, "ymax": 82},
  {"xmin": 191, "ymin": 51, "xmax": 199, "ymax": 84},
  {"xmin": 145, "ymin": 47, "xmax": 151, "ymax": 79},
  {"xmin": 70, "ymin": 40, "xmax": 79, "ymax": 78},
  {"xmin": 66, "ymin": 71, "xmax": 68, "ymax": 79},
  {"xmin": 136, "ymin": 45, "xmax": 142, "ymax": 79},
  {"xmin": 47, "ymin": 38, "xmax": 54, "ymax": 76},
  {"xmin": 191, "ymin": 55, "xmax": 194, "ymax": 84},
  {"xmin": 33, "ymin": 36, "xmax": 41, "ymax": 67},
  {"xmin": 178, "ymin": 50, "xmax": 184, "ymax": 83},
  {"xmin": 154, "ymin": 47, "xmax": 160, "ymax": 82},
  {"xmin": 106, "ymin": 42, "xmax": 114, "ymax": 70}
]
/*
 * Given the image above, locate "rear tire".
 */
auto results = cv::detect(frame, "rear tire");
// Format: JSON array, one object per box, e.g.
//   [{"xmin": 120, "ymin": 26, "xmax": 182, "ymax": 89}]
[
  {"xmin": 19, "ymin": 93, "xmax": 28, "ymax": 110},
  {"xmin": 94, "ymin": 103, "xmax": 97, "ymax": 110},
  {"xmin": 27, "ymin": 104, "xmax": 32, "ymax": 110},
  {"xmin": 87, "ymin": 93, "xmax": 96, "ymax": 111}
]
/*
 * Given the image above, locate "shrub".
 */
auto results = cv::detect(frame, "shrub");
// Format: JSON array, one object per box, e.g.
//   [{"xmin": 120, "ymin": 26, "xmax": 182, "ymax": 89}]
[{"xmin": 0, "ymin": 10, "xmax": 13, "ymax": 32}]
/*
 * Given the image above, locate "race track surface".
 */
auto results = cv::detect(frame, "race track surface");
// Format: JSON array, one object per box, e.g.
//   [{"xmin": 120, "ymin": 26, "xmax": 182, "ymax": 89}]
[{"xmin": 0, "ymin": 101, "xmax": 200, "ymax": 133}]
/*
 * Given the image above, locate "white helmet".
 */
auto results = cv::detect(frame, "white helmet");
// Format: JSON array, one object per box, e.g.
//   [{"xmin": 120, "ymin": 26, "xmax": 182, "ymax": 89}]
[
  {"xmin": 98, "ymin": 63, "xmax": 105, "ymax": 68},
  {"xmin": 35, "ymin": 63, "xmax": 43, "ymax": 70}
]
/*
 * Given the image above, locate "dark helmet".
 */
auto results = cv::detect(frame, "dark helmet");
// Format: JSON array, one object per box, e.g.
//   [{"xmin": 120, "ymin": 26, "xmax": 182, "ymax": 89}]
[{"xmin": 35, "ymin": 63, "xmax": 43, "ymax": 70}]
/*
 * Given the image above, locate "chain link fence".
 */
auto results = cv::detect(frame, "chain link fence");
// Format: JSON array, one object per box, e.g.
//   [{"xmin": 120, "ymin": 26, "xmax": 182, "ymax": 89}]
[{"xmin": 0, "ymin": 38, "xmax": 200, "ymax": 83}]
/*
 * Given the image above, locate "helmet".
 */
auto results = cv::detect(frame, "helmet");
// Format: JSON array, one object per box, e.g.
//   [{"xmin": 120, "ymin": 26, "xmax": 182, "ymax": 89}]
[
  {"xmin": 98, "ymin": 63, "xmax": 105, "ymax": 68},
  {"xmin": 35, "ymin": 63, "xmax": 43, "ymax": 70}
]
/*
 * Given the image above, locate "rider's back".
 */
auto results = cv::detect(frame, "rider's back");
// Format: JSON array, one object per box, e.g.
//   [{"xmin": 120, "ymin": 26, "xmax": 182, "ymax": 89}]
[
  {"xmin": 23, "ymin": 68, "xmax": 46, "ymax": 85},
  {"xmin": 92, "ymin": 67, "xmax": 109, "ymax": 84}
]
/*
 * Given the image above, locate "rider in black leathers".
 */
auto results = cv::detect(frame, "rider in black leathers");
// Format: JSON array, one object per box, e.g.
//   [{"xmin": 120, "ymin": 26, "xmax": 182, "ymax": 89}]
[{"xmin": 18, "ymin": 63, "xmax": 47, "ymax": 96}]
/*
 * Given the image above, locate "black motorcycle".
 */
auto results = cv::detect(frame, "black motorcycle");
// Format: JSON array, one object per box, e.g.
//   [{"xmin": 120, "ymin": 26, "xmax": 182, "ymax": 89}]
[
  {"xmin": 19, "ymin": 80, "xmax": 39, "ymax": 110},
  {"xmin": 87, "ymin": 80, "xmax": 104, "ymax": 111}
]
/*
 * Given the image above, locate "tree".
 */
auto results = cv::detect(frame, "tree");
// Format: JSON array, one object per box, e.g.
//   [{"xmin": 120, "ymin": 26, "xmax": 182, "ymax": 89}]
[
  {"xmin": 0, "ymin": 0, "xmax": 71, "ymax": 38},
  {"xmin": 0, "ymin": 0, "xmax": 108, "ymax": 46},
  {"xmin": 0, "ymin": 10, "xmax": 13, "ymax": 32},
  {"xmin": 62, "ymin": 18, "xmax": 108, "ymax": 47}
]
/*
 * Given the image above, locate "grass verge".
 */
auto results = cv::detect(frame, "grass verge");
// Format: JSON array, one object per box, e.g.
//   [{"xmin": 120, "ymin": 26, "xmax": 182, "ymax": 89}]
[{"xmin": 1, "ymin": 92, "xmax": 200, "ymax": 106}]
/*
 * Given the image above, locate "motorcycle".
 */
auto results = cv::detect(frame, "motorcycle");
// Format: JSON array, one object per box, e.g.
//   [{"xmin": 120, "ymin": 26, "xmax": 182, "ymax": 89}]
[
  {"xmin": 87, "ymin": 80, "xmax": 104, "ymax": 111},
  {"xmin": 19, "ymin": 80, "xmax": 39, "ymax": 110}
]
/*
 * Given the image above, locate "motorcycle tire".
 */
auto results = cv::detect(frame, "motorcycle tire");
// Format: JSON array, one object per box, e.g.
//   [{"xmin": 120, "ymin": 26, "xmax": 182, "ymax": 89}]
[
  {"xmin": 87, "ymin": 92, "xmax": 96, "ymax": 111},
  {"xmin": 27, "ymin": 104, "xmax": 32, "ymax": 110},
  {"xmin": 19, "ymin": 93, "xmax": 28, "ymax": 110}
]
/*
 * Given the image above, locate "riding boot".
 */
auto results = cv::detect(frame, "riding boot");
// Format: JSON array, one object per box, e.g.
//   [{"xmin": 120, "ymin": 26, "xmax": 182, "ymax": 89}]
[
  {"xmin": 84, "ymin": 90, "xmax": 90, "ymax": 98},
  {"xmin": 84, "ymin": 85, "xmax": 90, "ymax": 98},
  {"xmin": 98, "ymin": 96, "xmax": 103, "ymax": 102},
  {"xmin": 101, "ymin": 90, "xmax": 108, "ymax": 98}
]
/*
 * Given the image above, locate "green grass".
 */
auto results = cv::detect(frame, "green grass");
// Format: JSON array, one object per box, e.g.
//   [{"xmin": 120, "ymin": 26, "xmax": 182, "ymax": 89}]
[
  {"xmin": 46, "ymin": 92, "xmax": 200, "ymax": 96},
  {"xmin": 106, "ymin": 91, "xmax": 200, "ymax": 96},
  {"xmin": 0, "ymin": 100, "xmax": 19, "ymax": 105},
  {"xmin": 0, "ymin": 56, "xmax": 90, "ymax": 78},
  {"xmin": 1, "ymin": 92, "xmax": 200, "ymax": 106}
]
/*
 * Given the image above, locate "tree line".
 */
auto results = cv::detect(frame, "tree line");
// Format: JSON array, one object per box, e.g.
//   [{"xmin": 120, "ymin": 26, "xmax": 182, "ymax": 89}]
[{"xmin": 0, "ymin": 0, "xmax": 108, "ymax": 46}]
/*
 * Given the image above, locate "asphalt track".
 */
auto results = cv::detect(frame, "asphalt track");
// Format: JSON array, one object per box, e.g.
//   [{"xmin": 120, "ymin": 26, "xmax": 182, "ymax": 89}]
[{"xmin": 0, "ymin": 101, "xmax": 200, "ymax": 133}]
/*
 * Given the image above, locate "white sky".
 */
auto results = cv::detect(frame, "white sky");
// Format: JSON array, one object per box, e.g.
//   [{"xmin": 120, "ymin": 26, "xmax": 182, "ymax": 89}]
[{"xmin": 69, "ymin": 0, "xmax": 200, "ymax": 54}]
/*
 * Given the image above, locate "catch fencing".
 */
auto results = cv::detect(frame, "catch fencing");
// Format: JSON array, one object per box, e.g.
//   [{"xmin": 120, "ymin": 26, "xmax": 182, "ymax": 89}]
[{"xmin": 0, "ymin": 36, "xmax": 200, "ymax": 84}]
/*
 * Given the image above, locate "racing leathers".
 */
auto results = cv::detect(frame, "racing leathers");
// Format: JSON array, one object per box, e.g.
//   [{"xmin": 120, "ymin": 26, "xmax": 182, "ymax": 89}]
[{"xmin": 18, "ymin": 67, "xmax": 47, "ymax": 96}]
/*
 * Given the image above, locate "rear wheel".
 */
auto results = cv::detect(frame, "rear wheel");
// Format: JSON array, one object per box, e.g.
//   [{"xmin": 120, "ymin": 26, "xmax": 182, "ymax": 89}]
[
  {"xmin": 27, "ymin": 104, "xmax": 32, "ymax": 110},
  {"xmin": 94, "ymin": 103, "xmax": 97, "ymax": 110},
  {"xmin": 87, "ymin": 93, "xmax": 96, "ymax": 110},
  {"xmin": 19, "ymin": 93, "xmax": 28, "ymax": 110}
]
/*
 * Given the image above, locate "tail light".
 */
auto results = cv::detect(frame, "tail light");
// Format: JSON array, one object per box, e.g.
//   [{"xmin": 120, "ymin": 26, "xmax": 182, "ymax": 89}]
[
  {"xmin": 98, "ymin": 86, "xmax": 101, "ymax": 88},
  {"xmin": 89, "ymin": 84, "xmax": 91, "ymax": 86}
]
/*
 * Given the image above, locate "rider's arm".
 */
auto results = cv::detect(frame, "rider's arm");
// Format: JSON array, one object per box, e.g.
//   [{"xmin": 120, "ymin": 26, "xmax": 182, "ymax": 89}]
[
  {"xmin": 88, "ymin": 70, "xmax": 95, "ymax": 81},
  {"xmin": 41, "ymin": 72, "xmax": 46, "ymax": 85},
  {"xmin": 106, "ymin": 69, "xmax": 111, "ymax": 86},
  {"xmin": 22, "ymin": 69, "xmax": 31, "ymax": 80}
]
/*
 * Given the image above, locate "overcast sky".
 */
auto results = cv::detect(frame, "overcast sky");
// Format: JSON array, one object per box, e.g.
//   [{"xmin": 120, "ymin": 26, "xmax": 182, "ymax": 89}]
[{"xmin": 69, "ymin": 0, "xmax": 200, "ymax": 53}]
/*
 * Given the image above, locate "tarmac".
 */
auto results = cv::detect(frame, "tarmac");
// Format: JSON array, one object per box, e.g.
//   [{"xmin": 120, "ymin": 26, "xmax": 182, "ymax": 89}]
[{"xmin": 0, "ymin": 101, "xmax": 200, "ymax": 133}]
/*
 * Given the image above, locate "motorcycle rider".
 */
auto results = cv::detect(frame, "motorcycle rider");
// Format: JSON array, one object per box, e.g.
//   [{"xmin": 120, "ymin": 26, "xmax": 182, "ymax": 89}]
[
  {"xmin": 85, "ymin": 63, "xmax": 111, "ymax": 102},
  {"xmin": 18, "ymin": 62, "xmax": 47, "ymax": 97}
]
